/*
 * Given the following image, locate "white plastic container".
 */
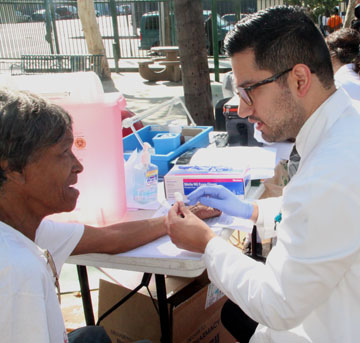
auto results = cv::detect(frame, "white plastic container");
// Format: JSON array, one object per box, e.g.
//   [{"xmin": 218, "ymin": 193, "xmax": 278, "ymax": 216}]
[
  {"xmin": 133, "ymin": 142, "xmax": 158, "ymax": 204},
  {"xmin": 2, "ymin": 72, "xmax": 104, "ymax": 104}
]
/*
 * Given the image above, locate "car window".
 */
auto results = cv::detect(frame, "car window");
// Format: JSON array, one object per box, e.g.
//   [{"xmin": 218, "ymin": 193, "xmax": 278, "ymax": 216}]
[
  {"xmin": 203, "ymin": 12, "xmax": 229, "ymax": 27},
  {"xmin": 224, "ymin": 15, "xmax": 236, "ymax": 23},
  {"xmin": 144, "ymin": 16, "xmax": 159, "ymax": 30},
  {"xmin": 217, "ymin": 15, "xmax": 229, "ymax": 27}
]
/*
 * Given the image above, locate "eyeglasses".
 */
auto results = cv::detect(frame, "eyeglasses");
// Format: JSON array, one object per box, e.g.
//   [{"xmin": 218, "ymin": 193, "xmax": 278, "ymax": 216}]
[
  {"xmin": 44, "ymin": 249, "xmax": 61, "ymax": 303},
  {"xmin": 235, "ymin": 68, "xmax": 293, "ymax": 106}
]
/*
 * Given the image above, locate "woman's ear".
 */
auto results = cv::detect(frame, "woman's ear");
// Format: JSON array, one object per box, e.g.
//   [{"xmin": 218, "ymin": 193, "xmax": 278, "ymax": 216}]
[{"xmin": 0, "ymin": 161, "xmax": 25, "ymax": 185}]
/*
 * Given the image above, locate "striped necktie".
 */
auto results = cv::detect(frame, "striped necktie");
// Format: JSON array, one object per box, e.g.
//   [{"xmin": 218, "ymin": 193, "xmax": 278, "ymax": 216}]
[{"xmin": 288, "ymin": 145, "xmax": 300, "ymax": 180}]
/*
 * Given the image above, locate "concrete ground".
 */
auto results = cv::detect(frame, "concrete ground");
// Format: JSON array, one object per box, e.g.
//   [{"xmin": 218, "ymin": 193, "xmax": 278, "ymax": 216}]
[
  {"xmin": 60, "ymin": 69, "xmax": 235, "ymax": 332},
  {"xmin": 102, "ymin": 71, "xmax": 227, "ymax": 125}
]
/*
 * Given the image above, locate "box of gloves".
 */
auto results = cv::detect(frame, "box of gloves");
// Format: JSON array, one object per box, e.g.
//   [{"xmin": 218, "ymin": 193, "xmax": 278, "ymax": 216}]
[{"xmin": 164, "ymin": 165, "xmax": 251, "ymax": 202}]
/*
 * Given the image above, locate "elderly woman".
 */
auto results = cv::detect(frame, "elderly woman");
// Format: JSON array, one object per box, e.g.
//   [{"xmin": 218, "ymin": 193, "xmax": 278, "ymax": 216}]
[
  {"xmin": 326, "ymin": 27, "xmax": 360, "ymax": 100},
  {"xmin": 0, "ymin": 88, "xmax": 166, "ymax": 343}
]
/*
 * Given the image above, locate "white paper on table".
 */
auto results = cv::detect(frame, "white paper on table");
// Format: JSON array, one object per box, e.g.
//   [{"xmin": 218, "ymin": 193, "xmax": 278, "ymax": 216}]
[
  {"xmin": 205, "ymin": 213, "xmax": 254, "ymax": 233},
  {"xmin": 117, "ymin": 233, "xmax": 202, "ymax": 259},
  {"xmin": 120, "ymin": 201, "xmax": 253, "ymax": 260},
  {"xmin": 189, "ymin": 146, "xmax": 277, "ymax": 179}
]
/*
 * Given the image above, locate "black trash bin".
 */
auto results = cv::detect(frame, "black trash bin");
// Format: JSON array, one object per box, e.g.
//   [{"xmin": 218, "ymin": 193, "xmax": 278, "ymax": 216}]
[
  {"xmin": 223, "ymin": 97, "xmax": 263, "ymax": 147},
  {"xmin": 214, "ymin": 97, "xmax": 231, "ymax": 131}
]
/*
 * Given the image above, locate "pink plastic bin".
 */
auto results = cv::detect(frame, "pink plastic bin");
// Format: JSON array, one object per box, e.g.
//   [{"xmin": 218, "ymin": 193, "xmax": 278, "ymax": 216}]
[
  {"xmin": 47, "ymin": 93, "xmax": 127, "ymax": 226},
  {"xmin": 5, "ymin": 72, "xmax": 127, "ymax": 226}
]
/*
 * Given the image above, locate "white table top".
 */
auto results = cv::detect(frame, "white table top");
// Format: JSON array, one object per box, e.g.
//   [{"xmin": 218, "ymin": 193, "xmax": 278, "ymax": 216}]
[{"xmin": 66, "ymin": 185, "xmax": 264, "ymax": 277}]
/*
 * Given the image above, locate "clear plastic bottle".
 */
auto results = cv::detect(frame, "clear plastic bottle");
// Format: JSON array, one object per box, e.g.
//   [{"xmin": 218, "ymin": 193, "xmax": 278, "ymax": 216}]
[{"xmin": 133, "ymin": 142, "xmax": 158, "ymax": 204}]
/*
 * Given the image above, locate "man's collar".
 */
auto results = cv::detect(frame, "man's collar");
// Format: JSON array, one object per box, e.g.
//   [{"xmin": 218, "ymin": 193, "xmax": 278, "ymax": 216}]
[{"xmin": 295, "ymin": 88, "xmax": 353, "ymax": 160}]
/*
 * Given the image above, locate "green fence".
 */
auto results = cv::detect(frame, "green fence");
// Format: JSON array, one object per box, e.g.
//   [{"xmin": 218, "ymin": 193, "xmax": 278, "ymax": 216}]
[
  {"xmin": 0, "ymin": 0, "xmax": 175, "ymax": 66},
  {"xmin": 0, "ymin": 0, "xmax": 348, "ymax": 72},
  {"xmin": 0, "ymin": 0, "xmax": 257, "ymax": 62}
]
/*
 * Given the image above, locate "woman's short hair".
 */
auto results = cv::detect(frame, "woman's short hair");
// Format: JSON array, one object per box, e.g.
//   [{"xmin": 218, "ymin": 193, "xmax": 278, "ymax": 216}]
[{"xmin": 0, "ymin": 88, "xmax": 72, "ymax": 188}]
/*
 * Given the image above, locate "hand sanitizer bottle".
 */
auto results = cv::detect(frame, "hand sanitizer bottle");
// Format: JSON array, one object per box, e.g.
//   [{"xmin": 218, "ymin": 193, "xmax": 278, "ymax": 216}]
[{"xmin": 133, "ymin": 142, "xmax": 158, "ymax": 204}]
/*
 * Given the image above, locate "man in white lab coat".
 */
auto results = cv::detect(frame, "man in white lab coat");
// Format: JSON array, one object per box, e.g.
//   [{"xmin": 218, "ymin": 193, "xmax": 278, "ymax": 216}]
[{"xmin": 167, "ymin": 6, "xmax": 360, "ymax": 343}]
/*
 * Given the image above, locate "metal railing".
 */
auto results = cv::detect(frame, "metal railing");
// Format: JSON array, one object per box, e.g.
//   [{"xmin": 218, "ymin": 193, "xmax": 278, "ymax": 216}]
[
  {"xmin": 17, "ymin": 54, "xmax": 103, "ymax": 75},
  {"xmin": 0, "ymin": 0, "xmax": 175, "ymax": 62},
  {"xmin": 0, "ymin": 0, "xmax": 349, "ymax": 72}
]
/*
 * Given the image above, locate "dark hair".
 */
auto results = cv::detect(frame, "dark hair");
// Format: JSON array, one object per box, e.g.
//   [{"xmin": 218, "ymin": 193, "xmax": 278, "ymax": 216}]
[
  {"xmin": 351, "ymin": 19, "xmax": 360, "ymax": 33},
  {"xmin": 224, "ymin": 6, "xmax": 334, "ymax": 88},
  {"xmin": 0, "ymin": 88, "xmax": 72, "ymax": 188},
  {"xmin": 355, "ymin": 4, "xmax": 360, "ymax": 20},
  {"xmin": 326, "ymin": 28, "xmax": 360, "ymax": 75}
]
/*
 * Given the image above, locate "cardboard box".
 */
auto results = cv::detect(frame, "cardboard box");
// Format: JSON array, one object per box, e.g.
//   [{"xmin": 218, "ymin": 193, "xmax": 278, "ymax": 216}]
[
  {"xmin": 164, "ymin": 165, "xmax": 251, "ymax": 202},
  {"xmin": 98, "ymin": 273, "xmax": 235, "ymax": 343}
]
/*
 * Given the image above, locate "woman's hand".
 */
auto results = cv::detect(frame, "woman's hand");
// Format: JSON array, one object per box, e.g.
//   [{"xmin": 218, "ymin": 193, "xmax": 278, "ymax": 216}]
[{"xmin": 167, "ymin": 201, "xmax": 216, "ymax": 253}]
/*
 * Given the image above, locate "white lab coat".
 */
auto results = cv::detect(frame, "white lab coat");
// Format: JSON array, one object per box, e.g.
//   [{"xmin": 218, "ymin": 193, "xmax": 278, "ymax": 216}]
[
  {"xmin": 204, "ymin": 88, "xmax": 360, "ymax": 342},
  {"xmin": 335, "ymin": 63, "xmax": 360, "ymax": 101}
]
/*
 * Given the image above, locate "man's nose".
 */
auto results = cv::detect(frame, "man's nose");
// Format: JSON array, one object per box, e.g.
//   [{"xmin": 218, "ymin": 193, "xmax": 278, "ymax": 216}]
[{"xmin": 237, "ymin": 98, "xmax": 253, "ymax": 119}]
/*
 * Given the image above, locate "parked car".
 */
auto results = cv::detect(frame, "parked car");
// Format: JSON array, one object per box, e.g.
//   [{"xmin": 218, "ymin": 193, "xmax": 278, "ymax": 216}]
[
  {"xmin": 116, "ymin": 5, "xmax": 131, "ymax": 15},
  {"xmin": 221, "ymin": 13, "xmax": 237, "ymax": 25},
  {"xmin": 202, "ymin": 10, "xmax": 234, "ymax": 54},
  {"xmin": 31, "ymin": 9, "xmax": 60, "ymax": 22},
  {"xmin": 139, "ymin": 11, "xmax": 161, "ymax": 50},
  {"xmin": 55, "ymin": 5, "xmax": 77, "ymax": 19},
  {"xmin": 15, "ymin": 11, "xmax": 31, "ymax": 22},
  {"xmin": 221, "ymin": 13, "xmax": 248, "ymax": 25},
  {"xmin": 139, "ymin": 10, "xmax": 233, "ymax": 51},
  {"xmin": 94, "ymin": 3, "xmax": 110, "ymax": 16},
  {"xmin": 203, "ymin": 10, "xmax": 233, "ymax": 32}
]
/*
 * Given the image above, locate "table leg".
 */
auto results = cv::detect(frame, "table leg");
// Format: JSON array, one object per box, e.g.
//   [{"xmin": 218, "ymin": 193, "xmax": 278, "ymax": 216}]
[
  {"xmin": 166, "ymin": 52, "xmax": 177, "ymax": 61},
  {"xmin": 76, "ymin": 265, "xmax": 95, "ymax": 326},
  {"xmin": 155, "ymin": 274, "xmax": 172, "ymax": 343},
  {"xmin": 97, "ymin": 273, "xmax": 152, "ymax": 325},
  {"xmin": 251, "ymin": 225, "xmax": 257, "ymax": 259}
]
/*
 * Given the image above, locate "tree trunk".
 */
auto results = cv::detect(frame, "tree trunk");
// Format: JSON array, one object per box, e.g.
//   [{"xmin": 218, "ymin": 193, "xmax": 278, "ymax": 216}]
[
  {"xmin": 174, "ymin": 0, "xmax": 214, "ymax": 126},
  {"xmin": 344, "ymin": 0, "xmax": 357, "ymax": 28},
  {"xmin": 77, "ymin": 0, "xmax": 111, "ymax": 80}
]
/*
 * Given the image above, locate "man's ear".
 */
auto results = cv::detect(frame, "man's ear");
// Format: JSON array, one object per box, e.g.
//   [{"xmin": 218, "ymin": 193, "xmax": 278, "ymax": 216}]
[
  {"xmin": 0, "ymin": 161, "xmax": 25, "ymax": 185},
  {"xmin": 290, "ymin": 64, "xmax": 312, "ymax": 97}
]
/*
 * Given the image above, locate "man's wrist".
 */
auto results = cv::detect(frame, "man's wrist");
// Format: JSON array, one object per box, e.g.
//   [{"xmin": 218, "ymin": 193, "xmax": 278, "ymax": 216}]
[{"xmin": 202, "ymin": 231, "xmax": 217, "ymax": 253}]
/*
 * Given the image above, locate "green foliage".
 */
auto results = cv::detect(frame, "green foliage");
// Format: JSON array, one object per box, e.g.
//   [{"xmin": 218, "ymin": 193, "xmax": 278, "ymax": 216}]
[{"xmin": 287, "ymin": 0, "xmax": 340, "ymax": 17}]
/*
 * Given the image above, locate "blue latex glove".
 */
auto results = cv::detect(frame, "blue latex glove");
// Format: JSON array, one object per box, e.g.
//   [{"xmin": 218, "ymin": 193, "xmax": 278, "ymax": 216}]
[{"xmin": 187, "ymin": 185, "xmax": 254, "ymax": 219}]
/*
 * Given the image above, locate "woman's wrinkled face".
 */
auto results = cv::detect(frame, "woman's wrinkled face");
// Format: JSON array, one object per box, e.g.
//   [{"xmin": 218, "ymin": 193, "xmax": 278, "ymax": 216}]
[{"xmin": 21, "ymin": 129, "xmax": 84, "ymax": 217}]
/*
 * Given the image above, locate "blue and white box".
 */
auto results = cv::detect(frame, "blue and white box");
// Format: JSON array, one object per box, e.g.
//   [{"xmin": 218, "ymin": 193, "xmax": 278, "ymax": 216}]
[{"xmin": 164, "ymin": 165, "xmax": 251, "ymax": 202}]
